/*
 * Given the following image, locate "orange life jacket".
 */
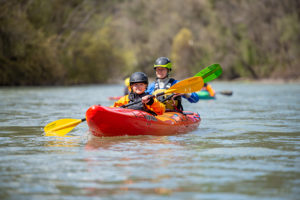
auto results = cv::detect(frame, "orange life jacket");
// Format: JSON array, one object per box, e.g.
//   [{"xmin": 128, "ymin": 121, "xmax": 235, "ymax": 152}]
[
  {"xmin": 202, "ymin": 84, "xmax": 215, "ymax": 97},
  {"xmin": 113, "ymin": 93, "xmax": 165, "ymax": 115}
]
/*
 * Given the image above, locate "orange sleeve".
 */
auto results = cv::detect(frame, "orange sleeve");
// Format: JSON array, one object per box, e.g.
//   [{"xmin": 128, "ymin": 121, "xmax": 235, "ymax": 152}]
[
  {"xmin": 145, "ymin": 98, "xmax": 165, "ymax": 115},
  {"xmin": 207, "ymin": 85, "xmax": 215, "ymax": 96},
  {"xmin": 113, "ymin": 95, "xmax": 129, "ymax": 107},
  {"xmin": 113, "ymin": 95, "xmax": 165, "ymax": 115}
]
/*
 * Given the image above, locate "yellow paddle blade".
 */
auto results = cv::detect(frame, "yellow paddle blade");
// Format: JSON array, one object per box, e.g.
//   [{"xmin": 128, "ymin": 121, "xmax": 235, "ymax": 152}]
[
  {"xmin": 44, "ymin": 118, "xmax": 84, "ymax": 136},
  {"xmin": 165, "ymin": 76, "xmax": 204, "ymax": 94}
]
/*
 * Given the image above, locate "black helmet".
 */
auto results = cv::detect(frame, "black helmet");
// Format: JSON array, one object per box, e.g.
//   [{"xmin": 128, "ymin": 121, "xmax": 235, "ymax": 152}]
[
  {"xmin": 154, "ymin": 57, "xmax": 172, "ymax": 71},
  {"xmin": 130, "ymin": 72, "xmax": 148, "ymax": 85}
]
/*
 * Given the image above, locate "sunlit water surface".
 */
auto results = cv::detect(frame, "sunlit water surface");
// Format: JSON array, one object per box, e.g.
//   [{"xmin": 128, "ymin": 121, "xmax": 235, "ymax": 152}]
[{"xmin": 0, "ymin": 82, "xmax": 299, "ymax": 200}]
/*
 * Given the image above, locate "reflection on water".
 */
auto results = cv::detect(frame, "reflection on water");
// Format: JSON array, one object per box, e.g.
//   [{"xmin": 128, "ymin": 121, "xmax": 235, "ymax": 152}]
[
  {"xmin": 45, "ymin": 136, "xmax": 82, "ymax": 147},
  {"xmin": 85, "ymin": 135, "xmax": 177, "ymax": 150},
  {"xmin": 0, "ymin": 83, "xmax": 300, "ymax": 199},
  {"xmin": 84, "ymin": 135, "xmax": 180, "ymax": 196}
]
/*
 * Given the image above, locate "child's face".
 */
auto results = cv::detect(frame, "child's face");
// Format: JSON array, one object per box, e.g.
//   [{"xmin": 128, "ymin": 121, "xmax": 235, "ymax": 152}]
[
  {"xmin": 155, "ymin": 67, "xmax": 168, "ymax": 79},
  {"xmin": 132, "ymin": 83, "xmax": 147, "ymax": 94}
]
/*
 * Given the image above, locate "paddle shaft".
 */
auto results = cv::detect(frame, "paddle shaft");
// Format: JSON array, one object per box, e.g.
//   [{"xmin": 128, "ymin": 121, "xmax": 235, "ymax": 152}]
[{"xmin": 121, "ymin": 92, "xmax": 164, "ymax": 108}]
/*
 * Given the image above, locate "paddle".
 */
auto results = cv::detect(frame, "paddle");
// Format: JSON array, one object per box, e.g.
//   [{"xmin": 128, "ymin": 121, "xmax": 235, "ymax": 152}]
[
  {"xmin": 44, "ymin": 76, "xmax": 204, "ymax": 136},
  {"xmin": 194, "ymin": 63, "xmax": 222, "ymax": 83},
  {"xmin": 122, "ymin": 76, "xmax": 204, "ymax": 108},
  {"xmin": 194, "ymin": 64, "xmax": 233, "ymax": 96},
  {"xmin": 44, "ymin": 118, "xmax": 86, "ymax": 136}
]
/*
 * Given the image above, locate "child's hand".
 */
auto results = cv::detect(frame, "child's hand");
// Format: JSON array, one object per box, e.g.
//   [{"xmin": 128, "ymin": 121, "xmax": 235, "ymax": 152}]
[
  {"xmin": 142, "ymin": 95, "xmax": 154, "ymax": 105},
  {"xmin": 142, "ymin": 95, "xmax": 151, "ymax": 104}
]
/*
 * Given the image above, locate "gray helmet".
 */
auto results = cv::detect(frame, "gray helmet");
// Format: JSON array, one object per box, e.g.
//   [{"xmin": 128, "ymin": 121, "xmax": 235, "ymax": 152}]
[
  {"xmin": 129, "ymin": 72, "xmax": 148, "ymax": 85},
  {"xmin": 154, "ymin": 57, "xmax": 172, "ymax": 71}
]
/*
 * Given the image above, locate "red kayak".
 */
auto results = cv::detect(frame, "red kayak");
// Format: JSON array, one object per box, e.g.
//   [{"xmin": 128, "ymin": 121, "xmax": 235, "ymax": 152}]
[{"xmin": 86, "ymin": 105, "xmax": 201, "ymax": 137}]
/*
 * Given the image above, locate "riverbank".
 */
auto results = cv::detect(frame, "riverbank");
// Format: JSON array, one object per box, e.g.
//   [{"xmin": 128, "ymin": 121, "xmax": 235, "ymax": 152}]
[{"xmin": 1, "ymin": 77, "xmax": 300, "ymax": 88}]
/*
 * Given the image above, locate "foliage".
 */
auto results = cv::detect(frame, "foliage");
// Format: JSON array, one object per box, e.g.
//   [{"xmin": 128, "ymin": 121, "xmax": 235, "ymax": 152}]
[
  {"xmin": 0, "ymin": 0, "xmax": 299, "ymax": 85},
  {"xmin": 171, "ymin": 28, "xmax": 195, "ymax": 79}
]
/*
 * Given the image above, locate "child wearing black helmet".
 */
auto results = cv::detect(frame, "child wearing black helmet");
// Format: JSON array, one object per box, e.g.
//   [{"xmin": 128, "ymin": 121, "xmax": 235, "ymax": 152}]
[{"xmin": 113, "ymin": 72, "xmax": 165, "ymax": 115}]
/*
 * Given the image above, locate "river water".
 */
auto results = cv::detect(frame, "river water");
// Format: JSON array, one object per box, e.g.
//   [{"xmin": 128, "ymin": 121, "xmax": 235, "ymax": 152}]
[{"xmin": 0, "ymin": 82, "xmax": 299, "ymax": 200}]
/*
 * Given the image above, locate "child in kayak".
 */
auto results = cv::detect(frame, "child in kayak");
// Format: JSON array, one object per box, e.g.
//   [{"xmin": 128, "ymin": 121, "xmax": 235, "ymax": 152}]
[
  {"xmin": 114, "ymin": 72, "xmax": 165, "ymax": 115},
  {"xmin": 146, "ymin": 57, "xmax": 199, "ymax": 112},
  {"xmin": 123, "ymin": 77, "xmax": 131, "ymax": 95},
  {"xmin": 201, "ymin": 83, "xmax": 215, "ymax": 97}
]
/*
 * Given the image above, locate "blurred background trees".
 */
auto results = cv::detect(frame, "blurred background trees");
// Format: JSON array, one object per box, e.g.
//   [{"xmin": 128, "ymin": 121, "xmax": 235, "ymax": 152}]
[{"xmin": 0, "ymin": 0, "xmax": 299, "ymax": 85}]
